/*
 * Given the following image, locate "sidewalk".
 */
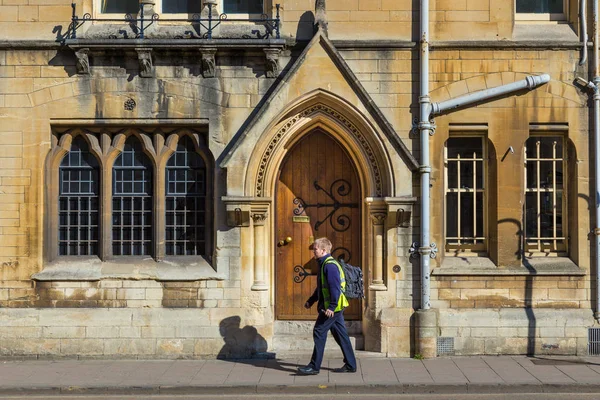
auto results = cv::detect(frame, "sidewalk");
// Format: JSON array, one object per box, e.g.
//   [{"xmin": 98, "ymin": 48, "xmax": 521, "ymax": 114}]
[{"xmin": 2, "ymin": 353, "xmax": 600, "ymax": 396}]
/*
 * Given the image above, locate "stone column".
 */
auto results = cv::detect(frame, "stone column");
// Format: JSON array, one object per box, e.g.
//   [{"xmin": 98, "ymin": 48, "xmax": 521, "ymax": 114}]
[
  {"xmin": 369, "ymin": 212, "xmax": 387, "ymax": 291},
  {"xmin": 251, "ymin": 211, "xmax": 269, "ymax": 291}
]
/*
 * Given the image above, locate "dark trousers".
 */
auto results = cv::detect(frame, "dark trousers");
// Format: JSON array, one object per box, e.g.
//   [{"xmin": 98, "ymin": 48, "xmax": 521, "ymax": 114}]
[{"xmin": 308, "ymin": 309, "xmax": 356, "ymax": 371}]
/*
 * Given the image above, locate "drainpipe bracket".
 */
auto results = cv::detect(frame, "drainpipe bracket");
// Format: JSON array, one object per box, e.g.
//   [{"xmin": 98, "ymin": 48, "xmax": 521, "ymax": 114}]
[
  {"xmin": 419, "ymin": 166, "xmax": 432, "ymax": 174},
  {"xmin": 593, "ymin": 228, "xmax": 600, "ymax": 236},
  {"xmin": 409, "ymin": 242, "xmax": 419, "ymax": 259},
  {"xmin": 417, "ymin": 120, "xmax": 436, "ymax": 135},
  {"xmin": 409, "ymin": 242, "xmax": 438, "ymax": 259}
]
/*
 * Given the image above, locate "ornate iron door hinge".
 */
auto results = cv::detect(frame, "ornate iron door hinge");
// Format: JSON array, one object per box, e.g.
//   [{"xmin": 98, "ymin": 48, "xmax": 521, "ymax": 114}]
[{"xmin": 293, "ymin": 179, "xmax": 358, "ymax": 232}]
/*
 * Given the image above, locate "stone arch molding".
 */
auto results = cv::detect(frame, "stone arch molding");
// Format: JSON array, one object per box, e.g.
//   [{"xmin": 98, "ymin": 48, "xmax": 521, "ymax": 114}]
[{"xmin": 250, "ymin": 91, "xmax": 394, "ymax": 199}]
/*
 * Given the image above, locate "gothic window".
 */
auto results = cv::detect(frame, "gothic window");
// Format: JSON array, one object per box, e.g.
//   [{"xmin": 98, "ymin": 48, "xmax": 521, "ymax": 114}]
[
  {"xmin": 166, "ymin": 136, "xmax": 208, "ymax": 256},
  {"xmin": 58, "ymin": 136, "xmax": 100, "ymax": 256},
  {"xmin": 50, "ymin": 130, "xmax": 213, "ymax": 263},
  {"xmin": 112, "ymin": 137, "xmax": 154, "ymax": 256},
  {"xmin": 444, "ymin": 137, "xmax": 486, "ymax": 255},
  {"xmin": 516, "ymin": 0, "xmax": 567, "ymax": 21},
  {"xmin": 524, "ymin": 136, "xmax": 567, "ymax": 254}
]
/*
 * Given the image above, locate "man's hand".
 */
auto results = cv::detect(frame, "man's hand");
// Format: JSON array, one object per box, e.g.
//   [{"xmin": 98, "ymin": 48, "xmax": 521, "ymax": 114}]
[
  {"xmin": 324, "ymin": 309, "xmax": 334, "ymax": 318},
  {"xmin": 304, "ymin": 301, "xmax": 311, "ymax": 309}
]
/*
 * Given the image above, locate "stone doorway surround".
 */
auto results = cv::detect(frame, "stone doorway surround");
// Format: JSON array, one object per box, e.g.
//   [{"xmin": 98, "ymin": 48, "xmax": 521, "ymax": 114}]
[{"xmin": 222, "ymin": 93, "xmax": 417, "ymax": 353}]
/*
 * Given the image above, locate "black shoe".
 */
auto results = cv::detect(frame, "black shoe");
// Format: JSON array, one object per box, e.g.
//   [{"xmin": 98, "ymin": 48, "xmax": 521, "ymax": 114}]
[
  {"xmin": 333, "ymin": 364, "xmax": 356, "ymax": 373},
  {"xmin": 297, "ymin": 366, "xmax": 320, "ymax": 375}
]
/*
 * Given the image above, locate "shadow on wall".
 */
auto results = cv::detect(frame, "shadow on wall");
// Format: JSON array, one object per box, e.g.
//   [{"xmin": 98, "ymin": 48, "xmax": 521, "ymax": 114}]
[{"xmin": 217, "ymin": 316, "xmax": 274, "ymax": 359}]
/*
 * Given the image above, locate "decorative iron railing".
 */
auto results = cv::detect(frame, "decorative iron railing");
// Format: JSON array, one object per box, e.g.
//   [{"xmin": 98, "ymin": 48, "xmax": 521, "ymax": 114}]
[{"xmin": 66, "ymin": 2, "xmax": 281, "ymax": 41}]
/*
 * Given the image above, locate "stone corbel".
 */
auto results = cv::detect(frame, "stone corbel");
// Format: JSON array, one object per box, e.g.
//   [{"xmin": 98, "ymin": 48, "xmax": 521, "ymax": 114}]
[
  {"xmin": 75, "ymin": 48, "xmax": 90, "ymax": 75},
  {"xmin": 136, "ymin": 48, "xmax": 153, "ymax": 78},
  {"xmin": 200, "ymin": 48, "xmax": 217, "ymax": 78},
  {"xmin": 264, "ymin": 48, "xmax": 280, "ymax": 78}
]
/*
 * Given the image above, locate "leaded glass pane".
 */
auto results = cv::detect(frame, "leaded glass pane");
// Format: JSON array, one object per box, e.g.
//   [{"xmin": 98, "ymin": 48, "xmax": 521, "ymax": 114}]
[
  {"xmin": 516, "ymin": 0, "xmax": 563, "ymax": 13},
  {"xmin": 224, "ymin": 0, "xmax": 263, "ymax": 14},
  {"xmin": 445, "ymin": 136, "xmax": 485, "ymax": 253},
  {"xmin": 58, "ymin": 136, "xmax": 100, "ymax": 256},
  {"xmin": 102, "ymin": 0, "xmax": 139, "ymax": 14},
  {"xmin": 524, "ymin": 136, "xmax": 566, "ymax": 253},
  {"xmin": 112, "ymin": 137, "xmax": 153, "ymax": 256},
  {"xmin": 162, "ymin": 0, "xmax": 202, "ymax": 13},
  {"xmin": 165, "ymin": 136, "xmax": 207, "ymax": 256}
]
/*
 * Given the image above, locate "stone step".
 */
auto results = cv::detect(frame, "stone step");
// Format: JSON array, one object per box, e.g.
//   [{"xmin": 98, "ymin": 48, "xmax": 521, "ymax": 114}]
[
  {"xmin": 274, "ymin": 320, "xmax": 363, "ymax": 335},
  {"xmin": 271, "ymin": 333, "xmax": 364, "ymax": 352}
]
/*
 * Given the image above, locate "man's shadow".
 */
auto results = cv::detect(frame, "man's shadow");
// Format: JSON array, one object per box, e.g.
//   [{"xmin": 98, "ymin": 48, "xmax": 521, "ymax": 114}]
[{"xmin": 217, "ymin": 316, "xmax": 304, "ymax": 373}]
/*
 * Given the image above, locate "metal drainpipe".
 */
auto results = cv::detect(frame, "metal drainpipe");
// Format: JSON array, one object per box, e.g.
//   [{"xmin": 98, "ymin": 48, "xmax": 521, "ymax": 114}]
[
  {"xmin": 582, "ymin": 0, "xmax": 589, "ymax": 65},
  {"xmin": 578, "ymin": 0, "xmax": 600, "ymax": 322},
  {"xmin": 594, "ymin": 0, "xmax": 600, "ymax": 322},
  {"xmin": 418, "ymin": 0, "xmax": 433, "ymax": 311}
]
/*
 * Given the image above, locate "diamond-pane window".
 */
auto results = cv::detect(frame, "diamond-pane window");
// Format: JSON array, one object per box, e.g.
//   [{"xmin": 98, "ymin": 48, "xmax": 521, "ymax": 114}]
[
  {"xmin": 59, "ymin": 136, "xmax": 100, "ymax": 256},
  {"xmin": 112, "ymin": 137, "xmax": 153, "ymax": 256},
  {"xmin": 166, "ymin": 136, "xmax": 207, "ymax": 256}
]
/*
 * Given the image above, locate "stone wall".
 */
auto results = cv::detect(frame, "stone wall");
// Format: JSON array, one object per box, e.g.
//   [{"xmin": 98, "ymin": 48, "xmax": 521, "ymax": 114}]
[{"xmin": 438, "ymin": 308, "xmax": 591, "ymax": 356}]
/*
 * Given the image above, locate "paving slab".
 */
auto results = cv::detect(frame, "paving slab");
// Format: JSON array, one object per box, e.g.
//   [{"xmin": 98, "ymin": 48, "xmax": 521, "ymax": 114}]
[
  {"xmin": 513, "ymin": 357, "xmax": 576, "ymax": 384},
  {"xmin": 360, "ymin": 359, "xmax": 398, "ymax": 384},
  {"xmin": 326, "ymin": 358, "xmax": 363, "ymax": 385},
  {"xmin": 423, "ymin": 358, "xmax": 468, "ymax": 384},
  {"xmin": 224, "ymin": 360, "xmax": 267, "ymax": 384},
  {"xmin": 257, "ymin": 358, "xmax": 297, "ymax": 385},
  {"xmin": 157, "ymin": 360, "xmax": 205, "ymax": 385},
  {"xmin": 390, "ymin": 358, "xmax": 434, "ymax": 384},
  {"xmin": 482, "ymin": 356, "xmax": 541, "ymax": 384},
  {"xmin": 452, "ymin": 357, "xmax": 504, "ymax": 384},
  {"xmin": 556, "ymin": 364, "xmax": 600, "ymax": 384},
  {"xmin": 188, "ymin": 360, "xmax": 236, "ymax": 385}
]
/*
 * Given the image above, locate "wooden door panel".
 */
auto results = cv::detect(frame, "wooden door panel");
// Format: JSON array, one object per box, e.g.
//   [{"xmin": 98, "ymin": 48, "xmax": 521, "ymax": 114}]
[{"xmin": 276, "ymin": 130, "xmax": 361, "ymax": 320}]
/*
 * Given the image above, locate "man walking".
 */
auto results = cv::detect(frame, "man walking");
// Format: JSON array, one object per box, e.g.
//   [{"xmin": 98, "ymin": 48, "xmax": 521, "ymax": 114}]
[{"xmin": 297, "ymin": 237, "xmax": 357, "ymax": 375}]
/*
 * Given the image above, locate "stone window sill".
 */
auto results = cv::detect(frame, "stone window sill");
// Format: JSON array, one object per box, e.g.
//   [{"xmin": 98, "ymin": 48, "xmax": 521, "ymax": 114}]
[
  {"xmin": 32, "ymin": 257, "xmax": 224, "ymax": 282},
  {"xmin": 513, "ymin": 23, "xmax": 578, "ymax": 41},
  {"xmin": 433, "ymin": 256, "xmax": 585, "ymax": 276}
]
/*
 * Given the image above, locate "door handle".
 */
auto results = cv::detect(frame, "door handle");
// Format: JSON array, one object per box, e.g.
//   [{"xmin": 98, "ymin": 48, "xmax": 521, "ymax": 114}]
[{"xmin": 278, "ymin": 236, "xmax": 293, "ymax": 246}]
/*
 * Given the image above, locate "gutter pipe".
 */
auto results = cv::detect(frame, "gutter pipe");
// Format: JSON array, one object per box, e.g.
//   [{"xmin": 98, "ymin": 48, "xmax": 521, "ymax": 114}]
[
  {"xmin": 576, "ymin": 0, "xmax": 600, "ymax": 322},
  {"xmin": 431, "ymin": 75, "xmax": 551, "ymax": 116}
]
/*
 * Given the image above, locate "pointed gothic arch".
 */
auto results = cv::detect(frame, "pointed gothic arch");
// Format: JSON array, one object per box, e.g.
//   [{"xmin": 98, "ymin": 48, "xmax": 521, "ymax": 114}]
[{"xmin": 246, "ymin": 90, "xmax": 397, "ymax": 200}]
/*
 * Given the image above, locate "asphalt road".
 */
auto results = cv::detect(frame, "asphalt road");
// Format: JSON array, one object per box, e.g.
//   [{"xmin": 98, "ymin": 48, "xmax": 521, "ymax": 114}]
[{"xmin": 2, "ymin": 395, "xmax": 600, "ymax": 400}]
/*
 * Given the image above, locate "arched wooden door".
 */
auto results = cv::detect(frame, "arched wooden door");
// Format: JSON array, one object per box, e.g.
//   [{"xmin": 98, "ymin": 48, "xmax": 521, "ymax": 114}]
[{"xmin": 275, "ymin": 129, "xmax": 361, "ymax": 320}]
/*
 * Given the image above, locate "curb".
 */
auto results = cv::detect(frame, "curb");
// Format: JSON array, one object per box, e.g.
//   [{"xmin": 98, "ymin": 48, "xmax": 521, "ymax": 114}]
[{"xmin": 1, "ymin": 383, "xmax": 600, "ymax": 396}]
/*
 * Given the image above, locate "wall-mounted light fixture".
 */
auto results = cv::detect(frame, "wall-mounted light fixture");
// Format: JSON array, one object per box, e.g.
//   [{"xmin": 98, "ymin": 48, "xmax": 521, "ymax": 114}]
[{"xmin": 396, "ymin": 208, "xmax": 411, "ymax": 228}]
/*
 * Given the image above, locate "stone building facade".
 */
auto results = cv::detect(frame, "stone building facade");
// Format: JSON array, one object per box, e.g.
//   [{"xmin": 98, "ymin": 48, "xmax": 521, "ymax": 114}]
[{"xmin": 0, "ymin": 0, "xmax": 595, "ymax": 358}]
